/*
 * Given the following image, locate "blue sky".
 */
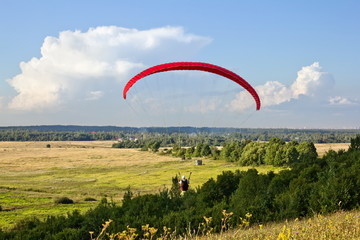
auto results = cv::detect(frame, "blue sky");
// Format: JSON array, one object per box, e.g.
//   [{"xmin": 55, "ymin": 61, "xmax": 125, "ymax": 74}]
[{"xmin": 0, "ymin": 0, "xmax": 359, "ymax": 128}]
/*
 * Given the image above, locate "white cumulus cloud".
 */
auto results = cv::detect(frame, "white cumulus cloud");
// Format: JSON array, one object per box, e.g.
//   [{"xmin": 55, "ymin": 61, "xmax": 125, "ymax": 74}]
[
  {"xmin": 328, "ymin": 96, "xmax": 355, "ymax": 105},
  {"xmin": 7, "ymin": 26, "xmax": 211, "ymax": 111},
  {"xmin": 291, "ymin": 62, "xmax": 335, "ymax": 98},
  {"xmin": 228, "ymin": 62, "xmax": 336, "ymax": 112}
]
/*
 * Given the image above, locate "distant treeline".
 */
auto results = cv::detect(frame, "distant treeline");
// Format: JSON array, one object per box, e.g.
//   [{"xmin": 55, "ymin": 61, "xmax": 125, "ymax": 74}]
[
  {"xmin": 0, "ymin": 125, "xmax": 359, "ymax": 143},
  {"xmin": 1, "ymin": 136, "xmax": 360, "ymax": 239}
]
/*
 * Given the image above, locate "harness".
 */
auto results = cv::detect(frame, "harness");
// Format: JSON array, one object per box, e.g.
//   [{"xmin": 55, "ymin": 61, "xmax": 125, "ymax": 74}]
[{"xmin": 180, "ymin": 180, "xmax": 189, "ymax": 191}]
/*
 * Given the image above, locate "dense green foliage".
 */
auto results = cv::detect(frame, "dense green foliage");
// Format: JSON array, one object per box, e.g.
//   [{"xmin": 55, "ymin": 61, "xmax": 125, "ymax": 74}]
[
  {"xmin": 54, "ymin": 197, "xmax": 74, "ymax": 204},
  {"xmin": 157, "ymin": 138, "xmax": 317, "ymax": 167},
  {"xmin": 1, "ymin": 136, "xmax": 360, "ymax": 240}
]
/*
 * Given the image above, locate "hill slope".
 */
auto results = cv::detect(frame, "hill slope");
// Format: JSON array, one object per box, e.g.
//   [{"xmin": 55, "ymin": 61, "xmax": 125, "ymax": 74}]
[{"xmin": 195, "ymin": 209, "xmax": 360, "ymax": 240}]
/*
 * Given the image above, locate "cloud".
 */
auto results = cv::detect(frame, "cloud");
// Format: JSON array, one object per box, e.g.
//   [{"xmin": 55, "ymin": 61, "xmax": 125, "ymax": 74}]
[
  {"xmin": 7, "ymin": 26, "xmax": 211, "ymax": 111},
  {"xmin": 228, "ymin": 62, "xmax": 336, "ymax": 111},
  {"xmin": 291, "ymin": 62, "xmax": 335, "ymax": 98},
  {"xmin": 228, "ymin": 81, "xmax": 293, "ymax": 111},
  {"xmin": 328, "ymin": 96, "xmax": 356, "ymax": 105},
  {"xmin": 86, "ymin": 91, "xmax": 104, "ymax": 101}
]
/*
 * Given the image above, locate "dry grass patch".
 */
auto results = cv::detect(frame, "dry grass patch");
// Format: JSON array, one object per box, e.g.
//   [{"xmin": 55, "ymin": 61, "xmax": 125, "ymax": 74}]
[
  {"xmin": 197, "ymin": 209, "xmax": 360, "ymax": 240},
  {"xmin": 0, "ymin": 141, "xmax": 176, "ymax": 171},
  {"xmin": 314, "ymin": 143, "xmax": 349, "ymax": 157}
]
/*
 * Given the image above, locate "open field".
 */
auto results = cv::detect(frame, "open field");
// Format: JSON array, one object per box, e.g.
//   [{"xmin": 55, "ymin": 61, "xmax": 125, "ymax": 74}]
[
  {"xmin": 0, "ymin": 141, "xmax": 349, "ymax": 229},
  {"xmin": 314, "ymin": 143, "xmax": 349, "ymax": 157},
  {"xmin": 0, "ymin": 141, "xmax": 279, "ymax": 229}
]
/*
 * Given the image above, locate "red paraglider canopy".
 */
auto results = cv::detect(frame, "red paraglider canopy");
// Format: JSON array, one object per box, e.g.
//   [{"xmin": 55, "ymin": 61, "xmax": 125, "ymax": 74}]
[{"xmin": 123, "ymin": 62, "xmax": 261, "ymax": 110}]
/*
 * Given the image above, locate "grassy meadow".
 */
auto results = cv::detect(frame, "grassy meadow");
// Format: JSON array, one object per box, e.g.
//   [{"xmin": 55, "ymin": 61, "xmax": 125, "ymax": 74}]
[
  {"xmin": 0, "ymin": 141, "xmax": 349, "ymax": 229},
  {"xmin": 0, "ymin": 141, "xmax": 280, "ymax": 229}
]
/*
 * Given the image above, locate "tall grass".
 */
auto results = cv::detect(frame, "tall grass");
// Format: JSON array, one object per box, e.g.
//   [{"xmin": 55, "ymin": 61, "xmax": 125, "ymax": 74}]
[
  {"xmin": 203, "ymin": 209, "xmax": 360, "ymax": 240},
  {"xmin": 90, "ymin": 209, "xmax": 360, "ymax": 239}
]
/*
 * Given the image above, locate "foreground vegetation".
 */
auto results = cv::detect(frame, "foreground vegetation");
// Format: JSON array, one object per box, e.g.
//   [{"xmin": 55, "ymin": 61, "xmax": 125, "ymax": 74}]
[
  {"xmin": 0, "ymin": 136, "xmax": 358, "ymax": 239},
  {"xmin": 87, "ymin": 209, "xmax": 360, "ymax": 240}
]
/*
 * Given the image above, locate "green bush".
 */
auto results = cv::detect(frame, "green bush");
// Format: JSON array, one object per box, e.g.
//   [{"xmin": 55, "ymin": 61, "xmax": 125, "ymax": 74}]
[
  {"xmin": 84, "ymin": 197, "xmax": 97, "ymax": 202},
  {"xmin": 55, "ymin": 197, "xmax": 74, "ymax": 204}
]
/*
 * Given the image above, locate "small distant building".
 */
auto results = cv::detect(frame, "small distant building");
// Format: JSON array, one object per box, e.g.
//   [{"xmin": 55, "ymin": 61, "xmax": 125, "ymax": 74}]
[{"xmin": 195, "ymin": 160, "xmax": 203, "ymax": 165}]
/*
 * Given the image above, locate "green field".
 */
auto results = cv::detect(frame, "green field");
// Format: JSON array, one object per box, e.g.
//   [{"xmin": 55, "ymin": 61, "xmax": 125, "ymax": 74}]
[
  {"xmin": 0, "ymin": 141, "xmax": 284, "ymax": 229},
  {"xmin": 0, "ymin": 141, "xmax": 349, "ymax": 229}
]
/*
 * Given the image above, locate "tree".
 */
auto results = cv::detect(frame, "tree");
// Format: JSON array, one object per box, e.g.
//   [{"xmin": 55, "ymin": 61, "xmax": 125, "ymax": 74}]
[
  {"xmin": 284, "ymin": 145, "xmax": 299, "ymax": 165},
  {"xmin": 185, "ymin": 146, "xmax": 195, "ymax": 159},
  {"xmin": 193, "ymin": 143, "xmax": 204, "ymax": 157},
  {"xmin": 264, "ymin": 138, "xmax": 284, "ymax": 165},
  {"xmin": 297, "ymin": 142, "xmax": 318, "ymax": 162},
  {"xmin": 238, "ymin": 142, "xmax": 266, "ymax": 166},
  {"xmin": 171, "ymin": 145, "xmax": 182, "ymax": 157},
  {"xmin": 230, "ymin": 169, "xmax": 273, "ymax": 222},
  {"xmin": 349, "ymin": 134, "xmax": 360, "ymax": 151},
  {"xmin": 150, "ymin": 141, "xmax": 161, "ymax": 152},
  {"xmin": 220, "ymin": 141, "xmax": 242, "ymax": 162},
  {"xmin": 210, "ymin": 146, "xmax": 221, "ymax": 160},
  {"xmin": 201, "ymin": 144, "xmax": 212, "ymax": 157},
  {"xmin": 216, "ymin": 171, "xmax": 241, "ymax": 200},
  {"xmin": 273, "ymin": 145, "xmax": 286, "ymax": 166}
]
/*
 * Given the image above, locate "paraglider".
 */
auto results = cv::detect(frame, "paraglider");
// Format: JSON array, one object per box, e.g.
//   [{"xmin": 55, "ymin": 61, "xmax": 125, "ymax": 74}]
[
  {"xmin": 123, "ymin": 62, "xmax": 261, "ymax": 110},
  {"xmin": 179, "ymin": 175, "xmax": 190, "ymax": 192},
  {"xmin": 179, "ymin": 172, "xmax": 192, "ymax": 191}
]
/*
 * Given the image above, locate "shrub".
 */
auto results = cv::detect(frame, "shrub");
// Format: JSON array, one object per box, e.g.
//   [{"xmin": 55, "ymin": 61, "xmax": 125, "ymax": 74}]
[
  {"xmin": 55, "ymin": 197, "xmax": 74, "ymax": 204},
  {"xmin": 84, "ymin": 197, "xmax": 97, "ymax": 202}
]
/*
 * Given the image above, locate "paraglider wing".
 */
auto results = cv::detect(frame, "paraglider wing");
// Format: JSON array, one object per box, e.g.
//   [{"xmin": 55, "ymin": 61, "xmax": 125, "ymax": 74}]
[{"xmin": 123, "ymin": 62, "xmax": 261, "ymax": 110}]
